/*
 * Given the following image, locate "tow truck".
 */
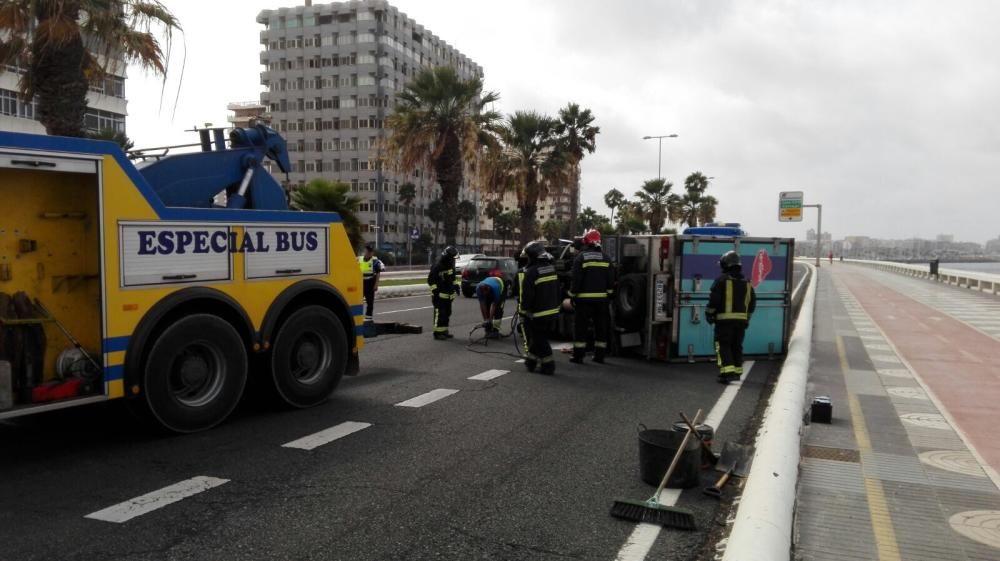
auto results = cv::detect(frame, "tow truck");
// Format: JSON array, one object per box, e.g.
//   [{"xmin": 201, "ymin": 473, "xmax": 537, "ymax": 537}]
[{"xmin": 0, "ymin": 125, "xmax": 364, "ymax": 432}]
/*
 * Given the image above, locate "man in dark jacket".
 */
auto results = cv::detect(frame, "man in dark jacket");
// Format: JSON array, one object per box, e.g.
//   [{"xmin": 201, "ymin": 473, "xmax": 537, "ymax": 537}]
[
  {"xmin": 517, "ymin": 241, "xmax": 561, "ymax": 375},
  {"xmin": 428, "ymin": 246, "xmax": 458, "ymax": 340},
  {"xmin": 569, "ymin": 230, "xmax": 615, "ymax": 364},
  {"xmin": 706, "ymin": 250, "xmax": 756, "ymax": 383}
]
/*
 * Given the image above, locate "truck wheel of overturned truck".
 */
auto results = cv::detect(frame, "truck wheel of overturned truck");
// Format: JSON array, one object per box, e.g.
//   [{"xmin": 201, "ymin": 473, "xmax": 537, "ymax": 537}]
[
  {"xmin": 142, "ymin": 314, "xmax": 248, "ymax": 433},
  {"xmin": 270, "ymin": 305, "xmax": 347, "ymax": 408}
]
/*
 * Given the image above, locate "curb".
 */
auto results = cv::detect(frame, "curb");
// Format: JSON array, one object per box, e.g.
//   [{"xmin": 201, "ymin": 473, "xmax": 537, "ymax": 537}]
[
  {"xmin": 721, "ymin": 262, "xmax": 817, "ymax": 561},
  {"xmin": 374, "ymin": 284, "xmax": 431, "ymax": 299}
]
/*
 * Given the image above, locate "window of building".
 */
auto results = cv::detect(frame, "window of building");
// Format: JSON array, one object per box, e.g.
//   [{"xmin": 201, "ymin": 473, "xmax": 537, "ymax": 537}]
[{"xmin": 358, "ymin": 33, "xmax": 375, "ymax": 43}]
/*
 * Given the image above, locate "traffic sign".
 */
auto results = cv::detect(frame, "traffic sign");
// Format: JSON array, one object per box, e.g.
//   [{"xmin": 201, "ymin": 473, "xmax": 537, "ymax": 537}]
[
  {"xmin": 409, "ymin": 227, "xmax": 420, "ymax": 240},
  {"xmin": 778, "ymin": 191, "xmax": 803, "ymax": 222}
]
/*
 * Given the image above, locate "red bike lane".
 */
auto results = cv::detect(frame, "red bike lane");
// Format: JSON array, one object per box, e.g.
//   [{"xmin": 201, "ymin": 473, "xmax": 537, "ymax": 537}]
[{"xmin": 838, "ymin": 269, "xmax": 1000, "ymax": 478}]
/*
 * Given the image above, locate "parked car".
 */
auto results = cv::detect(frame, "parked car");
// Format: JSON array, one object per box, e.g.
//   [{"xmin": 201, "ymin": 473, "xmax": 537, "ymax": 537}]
[{"xmin": 461, "ymin": 256, "xmax": 518, "ymax": 298}]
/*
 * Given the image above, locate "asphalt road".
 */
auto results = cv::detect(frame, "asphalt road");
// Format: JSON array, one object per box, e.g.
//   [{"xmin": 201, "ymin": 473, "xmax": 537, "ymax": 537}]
[{"xmin": 0, "ymin": 291, "xmax": 781, "ymax": 561}]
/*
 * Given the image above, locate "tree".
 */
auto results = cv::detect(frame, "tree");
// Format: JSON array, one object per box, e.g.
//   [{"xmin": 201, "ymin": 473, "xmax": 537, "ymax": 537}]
[
  {"xmin": 556, "ymin": 103, "xmax": 599, "ymax": 235},
  {"xmin": 398, "ymin": 182, "xmax": 417, "ymax": 263},
  {"xmin": 88, "ymin": 128, "xmax": 133, "ymax": 151},
  {"xmin": 616, "ymin": 201, "xmax": 646, "ymax": 234},
  {"xmin": 0, "ymin": 0, "xmax": 181, "ymax": 137},
  {"xmin": 635, "ymin": 178, "xmax": 674, "ymax": 233},
  {"xmin": 671, "ymin": 172, "xmax": 717, "ymax": 227},
  {"xmin": 541, "ymin": 218, "xmax": 564, "ymax": 241},
  {"xmin": 427, "ymin": 198, "xmax": 445, "ymax": 245},
  {"xmin": 697, "ymin": 195, "xmax": 718, "ymax": 226},
  {"xmin": 291, "ymin": 179, "xmax": 363, "ymax": 251},
  {"xmin": 579, "ymin": 206, "xmax": 611, "ymax": 232},
  {"xmin": 383, "ymin": 66, "xmax": 500, "ymax": 245},
  {"xmin": 604, "ymin": 188, "xmax": 625, "ymax": 227},
  {"xmin": 493, "ymin": 210, "xmax": 519, "ymax": 255},
  {"xmin": 482, "ymin": 111, "xmax": 570, "ymax": 246},
  {"xmin": 457, "ymin": 199, "xmax": 476, "ymax": 246}
]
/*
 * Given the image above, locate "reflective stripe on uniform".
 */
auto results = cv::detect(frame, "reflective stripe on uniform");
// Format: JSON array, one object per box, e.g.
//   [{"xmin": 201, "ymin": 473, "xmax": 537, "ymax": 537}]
[
  {"xmin": 573, "ymin": 342, "xmax": 587, "ymax": 348},
  {"xmin": 359, "ymin": 256, "xmax": 374, "ymax": 278},
  {"xmin": 582, "ymin": 261, "xmax": 610, "ymax": 268},
  {"xmin": 531, "ymin": 308, "xmax": 559, "ymax": 318},
  {"xmin": 575, "ymin": 292, "xmax": 608, "ymax": 299},
  {"xmin": 594, "ymin": 341, "xmax": 607, "ymax": 348},
  {"xmin": 535, "ymin": 275, "xmax": 557, "ymax": 284},
  {"xmin": 717, "ymin": 312, "xmax": 748, "ymax": 320},
  {"xmin": 725, "ymin": 279, "xmax": 733, "ymax": 315}
]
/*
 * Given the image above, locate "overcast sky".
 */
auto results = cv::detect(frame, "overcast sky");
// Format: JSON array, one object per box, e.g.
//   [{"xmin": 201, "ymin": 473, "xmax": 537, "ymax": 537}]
[{"xmin": 127, "ymin": 0, "xmax": 1000, "ymax": 244}]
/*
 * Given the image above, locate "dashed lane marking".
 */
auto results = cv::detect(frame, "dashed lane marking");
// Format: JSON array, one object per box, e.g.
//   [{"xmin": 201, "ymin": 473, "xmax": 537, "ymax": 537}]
[
  {"xmin": 468, "ymin": 369, "xmax": 509, "ymax": 381},
  {"xmin": 377, "ymin": 305, "xmax": 434, "ymax": 315},
  {"xmin": 395, "ymin": 388, "xmax": 459, "ymax": 408},
  {"xmin": 282, "ymin": 421, "xmax": 372, "ymax": 451},
  {"xmin": 85, "ymin": 476, "xmax": 229, "ymax": 523}
]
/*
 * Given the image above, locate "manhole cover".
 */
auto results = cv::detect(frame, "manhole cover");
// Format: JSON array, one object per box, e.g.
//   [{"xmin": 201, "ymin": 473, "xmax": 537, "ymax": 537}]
[
  {"xmin": 919, "ymin": 451, "xmax": 986, "ymax": 477},
  {"xmin": 888, "ymin": 387, "xmax": 928, "ymax": 400},
  {"xmin": 802, "ymin": 445, "xmax": 860, "ymax": 463},
  {"xmin": 900, "ymin": 413, "xmax": 949, "ymax": 429},
  {"xmin": 949, "ymin": 510, "xmax": 1000, "ymax": 549},
  {"xmin": 878, "ymin": 368, "xmax": 912, "ymax": 378}
]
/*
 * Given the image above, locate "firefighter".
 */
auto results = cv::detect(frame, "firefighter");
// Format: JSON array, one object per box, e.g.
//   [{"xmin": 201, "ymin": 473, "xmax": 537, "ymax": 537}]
[
  {"xmin": 517, "ymin": 241, "xmax": 561, "ymax": 374},
  {"xmin": 569, "ymin": 230, "xmax": 614, "ymax": 364},
  {"xmin": 706, "ymin": 250, "xmax": 757, "ymax": 384},
  {"xmin": 476, "ymin": 273, "xmax": 505, "ymax": 339},
  {"xmin": 428, "ymin": 246, "xmax": 458, "ymax": 340},
  {"xmin": 358, "ymin": 244, "xmax": 383, "ymax": 325}
]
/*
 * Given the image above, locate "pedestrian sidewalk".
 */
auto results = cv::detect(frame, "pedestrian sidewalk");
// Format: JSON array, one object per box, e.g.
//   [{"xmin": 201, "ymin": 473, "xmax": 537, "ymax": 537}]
[{"xmin": 794, "ymin": 264, "xmax": 1000, "ymax": 561}]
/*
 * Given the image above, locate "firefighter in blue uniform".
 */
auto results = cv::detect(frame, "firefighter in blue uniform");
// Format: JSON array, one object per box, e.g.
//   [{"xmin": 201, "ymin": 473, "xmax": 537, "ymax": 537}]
[
  {"xmin": 428, "ymin": 246, "xmax": 458, "ymax": 340},
  {"xmin": 517, "ymin": 241, "xmax": 561, "ymax": 375},
  {"xmin": 476, "ymin": 273, "xmax": 506, "ymax": 338},
  {"xmin": 706, "ymin": 250, "xmax": 757, "ymax": 383},
  {"xmin": 357, "ymin": 244, "xmax": 383, "ymax": 325},
  {"xmin": 569, "ymin": 230, "xmax": 615, "ymax": 364}
]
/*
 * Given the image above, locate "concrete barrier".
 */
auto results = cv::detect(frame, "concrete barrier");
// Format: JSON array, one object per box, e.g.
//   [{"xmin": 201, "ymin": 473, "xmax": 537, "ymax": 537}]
[
  {"xmin": 845, "ymin": 259, "xmax": 1000, "ymax": 296},
  {"xmin": 721, "ymin": 262, "xmax": 817, "ymax": 561}
]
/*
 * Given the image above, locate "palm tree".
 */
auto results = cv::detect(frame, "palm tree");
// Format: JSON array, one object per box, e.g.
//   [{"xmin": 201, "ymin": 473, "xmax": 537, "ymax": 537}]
[
  {"xmin": 635, "ymin": 178, "xmax": 673, "ymax": 233},
  {"xmin": 383, "ymin": 66, "xmax": 500, "ymax": 246},
  {"xmin": 493, "ymin": 210, "xmax": 519, "ymax": 255},
  {"xmin": 556, "ymin": 103, "xmax": 599, "ymax": 235},
  {"xmin": 88, "ymin": 128, "xmax": 134, "ymax": 151},
  {"xmin": 483, "ymin": 111, "xmax": 570, "ymax": 246},
  {"xmin": 604, "ymin": 188, "xmax": 625, "ymax": 227},
  {"xmin": 684, "ymin": 171, "xmax": 710, "ymax": 195},
  {"xmin": 541, "ymin": 219, "xmax": 564, "ymax": 241},
  {"xmin": 457, "ymin": 200, "xmax": 476, "ymax": 246},
  {"xmin": 697, "ymin": 195, "xmax": 719, "ymax": 226},
  {"xmin": 291, "ymin": 179, "xmax": 363, "ymax": 251},
  {"xmin": 398, "ymin": 182, "xmax": 417, "ymax": 263},
  {"xmin": 672, "ymin": 172, "xmax": 717, "ymax": 227},
  {"xmin": 427, "ymin": 198, "xmax": 445, "ymax": 245},
  {"xmin": 0, "ymin": 0, "xmax": 181, "ymax": 137}
]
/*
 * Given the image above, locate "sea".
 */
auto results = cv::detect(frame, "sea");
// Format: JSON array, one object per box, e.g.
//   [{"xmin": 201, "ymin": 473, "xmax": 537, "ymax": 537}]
[{"xmin": 941, "ymin": 262, "xmax": 1000, "ymax": 275}]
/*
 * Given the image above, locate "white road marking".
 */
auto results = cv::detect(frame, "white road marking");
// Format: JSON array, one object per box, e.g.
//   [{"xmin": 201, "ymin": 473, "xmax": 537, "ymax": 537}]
[
  {"xmin": 282, "ymin": 421, "xmax": 372, "ymax": 451},
  {"xmin": 377, "ymin": 305, "xmax": 433, "ymax": 315},
  {"xmin": 395, "ymin": 388, "xmax": 459, "ymax": 408},
  {"xmin": 469, "ymin": 369, "xmax": 510, "ymax": 381},
  {"xmin": 615, "ymin": 361, "xmax": 754, "ymax": 561},
  {"xmin": 84, "ymin": 476, "xmax": 229, "ymax": 523},
  {"xmin": 515, "ymin": 359, "xmax": 525, "ymax": 364}
]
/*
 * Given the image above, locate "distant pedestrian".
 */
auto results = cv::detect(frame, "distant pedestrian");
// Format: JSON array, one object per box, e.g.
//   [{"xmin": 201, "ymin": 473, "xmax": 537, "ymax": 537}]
[
  {"xmin": 358, "ymin": 244, "xmax": 383, "ymax": 324},
  {"xmin": 829, "ymin": 251, "xmax": 833, "ymax": 264},
  {"xmin": 706, "ymin": 251, "xmax": 756, "ymax": 384}
]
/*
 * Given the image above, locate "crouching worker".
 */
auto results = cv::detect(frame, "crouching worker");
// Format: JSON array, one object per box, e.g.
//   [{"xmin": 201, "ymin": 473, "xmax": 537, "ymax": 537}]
[
  {"xmin": 477, "ymin": 274, "xmax": 506, "ymax": 338},
  {"xmin": 517, "ymin": 242, "xmax": 561, "ymax": 375},
  {"xmin": 706, "ymin": 250, "xmax": 756, "ymax": 384}
]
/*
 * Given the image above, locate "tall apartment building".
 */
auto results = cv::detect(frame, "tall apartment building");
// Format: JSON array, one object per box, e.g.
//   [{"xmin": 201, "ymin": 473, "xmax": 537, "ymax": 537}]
[
  {"xmin": 257, "ymin": 0, "xmax": 484, "ymax": 252},
  {"xmin": 0, "ymin": 66, "xmax": 127, "ymax": 135}
]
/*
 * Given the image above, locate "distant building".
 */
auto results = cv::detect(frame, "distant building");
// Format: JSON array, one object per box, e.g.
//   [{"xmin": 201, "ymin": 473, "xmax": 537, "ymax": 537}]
[
  {"xmin": 227, "ymin": 101, "xmax": 271, "ymax": 128},
  {"xmin": 936, "ymin": 234, "xmax": 954, "ymax": 243},
  {"xmin": 986, "ymin": 236, "xmax": 1000, "ymax": 255},
  {"xmin": 1, "ymin": 65, "xmax": 127, "ymax": 135}
]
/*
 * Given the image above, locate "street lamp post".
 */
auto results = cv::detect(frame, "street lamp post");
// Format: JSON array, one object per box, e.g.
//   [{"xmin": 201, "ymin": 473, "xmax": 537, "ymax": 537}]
[{"xmin": 642, "ymin": 134, "xmax": 679, "ymax": 179}]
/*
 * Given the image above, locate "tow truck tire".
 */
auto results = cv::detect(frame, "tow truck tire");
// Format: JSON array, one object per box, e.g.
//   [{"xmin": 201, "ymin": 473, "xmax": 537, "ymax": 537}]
[
  {"xmin": 142, "ymin": 314, "xmax": 248, "ymax": 433},
  {"xmin": 615, "ymin": 274, "xmax": 646, "ymax": 327},
  {"xmin": 270, "ymin": 305, "xmax": 347, "ymax": 408}
]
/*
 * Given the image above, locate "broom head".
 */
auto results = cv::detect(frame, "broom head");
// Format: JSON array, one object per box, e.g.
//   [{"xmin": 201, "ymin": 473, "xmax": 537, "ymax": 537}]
[{"xmin": 609, "ymin": 498, "xmax": 696, "ymax": 530}]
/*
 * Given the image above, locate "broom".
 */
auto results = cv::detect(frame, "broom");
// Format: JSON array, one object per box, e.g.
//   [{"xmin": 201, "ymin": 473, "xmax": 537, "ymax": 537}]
[{"xmin": 610, "ymin": 409, "xmax": 702, "ymax": 530}]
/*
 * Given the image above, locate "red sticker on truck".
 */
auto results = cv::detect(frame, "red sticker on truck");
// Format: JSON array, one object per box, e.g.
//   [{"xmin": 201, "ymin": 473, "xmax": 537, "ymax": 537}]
[{"xmin": 751, "ymin": 249, "xmax": 772, "ymax": 287}]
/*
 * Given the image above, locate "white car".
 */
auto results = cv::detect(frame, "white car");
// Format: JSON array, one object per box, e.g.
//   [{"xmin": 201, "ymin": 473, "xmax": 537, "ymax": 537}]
[{"xmin": 454, "ymin": 253, "xmax": 485, "ymax": 274}]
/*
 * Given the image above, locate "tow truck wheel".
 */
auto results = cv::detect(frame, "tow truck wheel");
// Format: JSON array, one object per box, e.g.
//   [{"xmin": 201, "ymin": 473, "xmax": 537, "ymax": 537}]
[
  {"xmin": 142, "ymin": 314, "xmax": 248, "ymax": 433},
  {"xmin": 270, "ymin": 305, "xmax": 347, "ymax": 408}
]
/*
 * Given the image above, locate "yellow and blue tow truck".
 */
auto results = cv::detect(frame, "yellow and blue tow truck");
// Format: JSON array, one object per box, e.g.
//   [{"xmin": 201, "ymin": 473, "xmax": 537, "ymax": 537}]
[{"xmin": 0, "ymin": 125, "xmax": 364, "ymax": 432}]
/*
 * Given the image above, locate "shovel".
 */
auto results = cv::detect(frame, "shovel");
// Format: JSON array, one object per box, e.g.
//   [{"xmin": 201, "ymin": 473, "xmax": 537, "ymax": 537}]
[{"xmin": 703, "ymin": 441, "xmax": 754, "ymax": 498}]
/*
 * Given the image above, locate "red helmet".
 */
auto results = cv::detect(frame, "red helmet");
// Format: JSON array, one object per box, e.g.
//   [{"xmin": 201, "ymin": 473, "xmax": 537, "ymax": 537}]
[{"xmin": 583, "ymin": 229, "xmax": 602, "ymax": 247}]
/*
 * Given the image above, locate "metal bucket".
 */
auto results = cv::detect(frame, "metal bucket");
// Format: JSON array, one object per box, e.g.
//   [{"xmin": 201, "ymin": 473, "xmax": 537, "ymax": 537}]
[{"xmin": 637, "ymin": 425, "xmax": 701, "ymax": 489}]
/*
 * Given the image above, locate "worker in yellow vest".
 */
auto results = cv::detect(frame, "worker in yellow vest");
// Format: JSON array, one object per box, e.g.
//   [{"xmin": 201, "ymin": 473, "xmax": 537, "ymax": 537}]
[{"xmin": 358, "ymin": 244, "xmax": 383, "ymax": 325}]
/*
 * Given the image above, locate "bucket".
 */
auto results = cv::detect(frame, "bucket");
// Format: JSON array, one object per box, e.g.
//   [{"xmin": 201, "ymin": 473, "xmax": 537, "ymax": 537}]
[
  {"xmin": 671, "ymin": 421, "xmax": 714, "ymax": 449},
  {"xmin": 637, "ymin": 425, "xmax": 701, "ymax": 489}
]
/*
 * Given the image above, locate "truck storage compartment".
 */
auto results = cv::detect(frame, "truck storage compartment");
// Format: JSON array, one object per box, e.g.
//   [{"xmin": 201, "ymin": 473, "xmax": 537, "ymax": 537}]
[{"xmin": 0, "ymin": 157, "xmax": 103, "ymax": 413}]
